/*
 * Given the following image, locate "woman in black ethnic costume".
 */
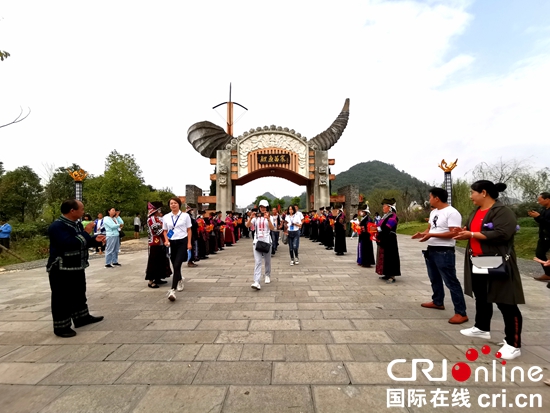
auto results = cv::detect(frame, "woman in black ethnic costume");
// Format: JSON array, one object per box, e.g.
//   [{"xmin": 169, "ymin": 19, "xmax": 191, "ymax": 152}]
[
  {"xmin": 358, "ymin": 205, "xmax": 376, "ymax": 267},
  {"xmin": 47, "ymin": 199, "xmax": 105, "ymax": 337},
  {"xmin": 376, "ymin": 198, "xmax": 401, "ymax": 283},
  {"xmin": 145, "ymin": 202, "xmax": 172, "ymax": 288},
  {"xmin": 334, "ymin": 207, "xmax": 347, "ymax": 255}
]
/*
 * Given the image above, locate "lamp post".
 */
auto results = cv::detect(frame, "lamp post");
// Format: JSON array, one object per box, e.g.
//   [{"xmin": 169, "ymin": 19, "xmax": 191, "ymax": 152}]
[
  {"xmin": 67, "ymin": 168, "xmax": 88, "ymax": 201},
  {"xmin": 438, "ymin": 159, "xmax": 458, "ymax": 206}
]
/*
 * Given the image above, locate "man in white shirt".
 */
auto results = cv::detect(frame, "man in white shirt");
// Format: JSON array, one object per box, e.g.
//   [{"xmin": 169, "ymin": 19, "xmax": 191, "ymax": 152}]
[
  {"xmin": 246, "ymin": 199, "xmax": 274, "ymax": 290},
  {"xmin": 412, "ymin": 187, "xmax": 468, "ymax": 325}
]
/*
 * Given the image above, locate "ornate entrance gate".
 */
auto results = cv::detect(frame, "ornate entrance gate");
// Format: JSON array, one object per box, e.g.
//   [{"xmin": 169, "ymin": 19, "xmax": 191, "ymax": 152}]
[{"xmin": 188, "ymin": 99, "xmax": 350, "ymax": 216}]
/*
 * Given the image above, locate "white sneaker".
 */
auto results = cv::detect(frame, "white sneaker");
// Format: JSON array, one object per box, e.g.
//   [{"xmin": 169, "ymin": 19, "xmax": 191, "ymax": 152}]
[
  {"xmin": 290, "ymin": 260, "xmax": 294, "ymax": 266},
  {"xmin": 251, "ymin": 282, "xmax": 261, "ymax": 290},
  {"xmin": 167, "ymin": 289, "xmax": 176, "ymax": 301},
  {"xmin": 177, "ymin": 279, "xmax": 184, "ymax": 291},
  {"xmin": 294, "ymin": 259, "xmax": 299, "ymax": 265},
  {"xmin": 265, "ymin": 276, "xmax": 271, "ymax": 284},
  {"xmin": 497, "ymin": 340, "xmax": 521, "ymax": 360},
  {"xmin": 460, "ymin": 326, "xmax": 491, "ymax": 339}
]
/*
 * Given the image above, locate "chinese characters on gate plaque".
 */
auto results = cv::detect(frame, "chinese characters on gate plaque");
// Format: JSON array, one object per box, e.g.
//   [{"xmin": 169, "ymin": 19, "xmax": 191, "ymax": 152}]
[{"xmin": 257, "ymin": 154, "xmax": 290, "ymax": 165}]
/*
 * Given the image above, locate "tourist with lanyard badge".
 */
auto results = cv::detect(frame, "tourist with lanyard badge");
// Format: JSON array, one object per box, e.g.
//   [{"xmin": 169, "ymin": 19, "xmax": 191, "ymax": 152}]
[
  {"xmin": 163, "ymin": 197, "xmax": 192, "ymax": 301},
  {"xmin": 246, "ymin": 199, "xmax": 274, "ymax": 290}
]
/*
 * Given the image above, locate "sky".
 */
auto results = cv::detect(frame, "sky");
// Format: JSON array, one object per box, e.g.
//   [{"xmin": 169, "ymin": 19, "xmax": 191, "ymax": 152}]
[{"xmin": 1, "ymin": 0, "xmax": 549, "ymax": 207}]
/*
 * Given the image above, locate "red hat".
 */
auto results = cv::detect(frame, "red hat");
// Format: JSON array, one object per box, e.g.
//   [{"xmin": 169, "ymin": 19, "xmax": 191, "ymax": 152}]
[{"xmin": 147, "ymin": 202, "xmax": 161, "ymax": 216}]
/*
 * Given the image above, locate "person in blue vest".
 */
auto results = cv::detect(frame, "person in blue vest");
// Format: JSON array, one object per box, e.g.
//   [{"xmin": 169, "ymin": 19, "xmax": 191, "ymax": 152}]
[
  {"xmin": 0, "ymin": 217, "xmax": 12, "ymax": 253},
  {"xmin": 47, "ymin": 199, "xmax": 105, "ymax": 337}
]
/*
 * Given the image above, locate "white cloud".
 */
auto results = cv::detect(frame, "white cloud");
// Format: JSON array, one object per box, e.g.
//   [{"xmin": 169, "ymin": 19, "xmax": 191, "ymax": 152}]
[{"xmin": 0, "ymin": 0, "xmax": 548, "ymax": 207}]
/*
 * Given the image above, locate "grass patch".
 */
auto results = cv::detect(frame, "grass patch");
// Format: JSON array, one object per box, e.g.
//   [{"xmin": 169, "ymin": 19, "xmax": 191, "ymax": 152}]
[
  {"xmin": 396, "ymin": 221, "xmax": 537, "ymax": 259},
  {"xmin": 0, "ymin": 236, "xmax": 50, "ymax": 266}
]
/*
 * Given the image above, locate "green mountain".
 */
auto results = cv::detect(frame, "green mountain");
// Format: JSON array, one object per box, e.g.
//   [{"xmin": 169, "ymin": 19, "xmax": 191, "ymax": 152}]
[{"xmin": 332, "ymin": 161, "xmax": 431, "ymax": 198}]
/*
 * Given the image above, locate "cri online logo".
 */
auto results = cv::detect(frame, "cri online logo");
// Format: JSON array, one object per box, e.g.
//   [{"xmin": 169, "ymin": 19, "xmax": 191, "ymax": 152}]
[{"xmin": 387, "ymin": 345, "xmax": 544, "ymax": 383}]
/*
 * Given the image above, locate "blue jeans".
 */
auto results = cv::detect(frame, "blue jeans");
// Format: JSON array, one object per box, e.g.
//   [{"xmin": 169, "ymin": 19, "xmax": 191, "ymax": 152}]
[
  {"xmin": 424, "ymin": 247, "xmax": 467, "ymax": 316},
  {"xmin": 105, "ymin": 236, "xmax": 120, "ymax": 265},
  {"xmin": 288, "ymin": 231, "xmax": 300, "ymax": 260}
]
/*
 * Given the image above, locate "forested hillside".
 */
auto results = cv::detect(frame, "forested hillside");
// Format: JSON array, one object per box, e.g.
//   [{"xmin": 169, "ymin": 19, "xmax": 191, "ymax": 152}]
[{"xmin": 332, "ymin": 161, "xmax": 431, "ymax": 198}]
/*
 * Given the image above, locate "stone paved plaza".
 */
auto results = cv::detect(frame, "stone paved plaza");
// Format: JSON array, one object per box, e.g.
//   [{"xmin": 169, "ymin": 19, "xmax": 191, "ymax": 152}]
[{"xmin": 0, "ymin": 235, "xmax": 549, "ymax": 412}]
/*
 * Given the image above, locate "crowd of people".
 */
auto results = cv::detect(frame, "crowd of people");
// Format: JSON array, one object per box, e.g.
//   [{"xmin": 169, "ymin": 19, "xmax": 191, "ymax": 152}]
[{"xmin": 42, "ymin": 184, "xmax": 550, "ymax": 370}]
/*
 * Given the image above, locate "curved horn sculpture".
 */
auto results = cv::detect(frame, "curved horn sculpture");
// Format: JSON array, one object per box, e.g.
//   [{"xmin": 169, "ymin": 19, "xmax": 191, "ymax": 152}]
[
  {"xmin": 308, "ymin": 98, "xmax": 350, "ymax": 150},
  {"xmin": 187, "ymin": 121, "xmax": 234, "ymax": 158}
]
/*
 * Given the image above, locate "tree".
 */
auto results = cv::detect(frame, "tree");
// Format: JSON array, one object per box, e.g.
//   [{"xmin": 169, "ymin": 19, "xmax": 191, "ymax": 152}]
[
  {"xmin": 0, "ymin": 166, "xmax": 43, "ymax": 222},
  {"xmin": 147, "ymin": 188, "xmax": 177, "ymax": 215},
  {"xmin": 252, "ymin": 195, "xmax": 270, "ymax": 208},
  {"xmin": 0, "ymin": 106, "xmax": 31, "ymax": 129},
  {"xmin": 98, "ymin": 151, "xmax": 149, "ymax": 215},
  {"xmin": 271, "ymin": 197, "xmax": 286, "ymax": 211},
  {"xmin": 515, "ymin": 167, "xmax": 550, "ymax": 202},
  {"xmin": 0, "ymin": 50, "xmax": 9, "ymax": 61},
  {"xmin": 290, "ymin": 196, "xmax": 301, "ymax": 209},
  {"xmin": 0, "ymin": 161, "xmax": 4, "ymax": 177},
  {"xmin": 43, "ymin": 164, "xmax": 82, "ymax": 222}
]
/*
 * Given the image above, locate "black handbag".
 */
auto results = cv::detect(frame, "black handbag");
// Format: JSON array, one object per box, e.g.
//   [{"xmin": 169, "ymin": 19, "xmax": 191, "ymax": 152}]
[
  {"xmin": 119, "ymin": 230, "xmax": 126, "ymax": 238},
  {"xmin": 255, "ymin": 240, "xmax": 271, "ymax": 253}
]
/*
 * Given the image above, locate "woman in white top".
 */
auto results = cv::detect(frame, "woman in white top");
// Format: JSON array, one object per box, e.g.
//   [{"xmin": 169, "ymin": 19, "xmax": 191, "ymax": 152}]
[
  {"xmin": 162, "ymin": 197, "xmax": 192, "ymax": 301},
  {"xmin": 246, "ymin": 199, "xmax": 274, "ymax": 290},
  {"xmin": 285, "ymin": 205, "xmax": 302, "ymax": 266}
]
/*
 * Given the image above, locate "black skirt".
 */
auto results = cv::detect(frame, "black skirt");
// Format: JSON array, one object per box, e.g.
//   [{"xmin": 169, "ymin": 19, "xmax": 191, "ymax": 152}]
[{"xmin": 145, "ymin": 245, "xmax": 173, "ymax": 281}]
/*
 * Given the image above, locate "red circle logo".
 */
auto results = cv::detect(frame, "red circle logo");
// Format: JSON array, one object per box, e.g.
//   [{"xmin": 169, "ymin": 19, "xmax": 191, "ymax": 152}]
[{"xmin": 451, "ymin": 362, "xmax": 471, "ymax": 382}]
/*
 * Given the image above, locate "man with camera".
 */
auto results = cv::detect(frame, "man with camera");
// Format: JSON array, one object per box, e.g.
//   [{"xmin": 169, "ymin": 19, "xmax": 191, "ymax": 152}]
[{"xmin": 246, "ymin": 200, "xmax": 275, "ymax": 290}]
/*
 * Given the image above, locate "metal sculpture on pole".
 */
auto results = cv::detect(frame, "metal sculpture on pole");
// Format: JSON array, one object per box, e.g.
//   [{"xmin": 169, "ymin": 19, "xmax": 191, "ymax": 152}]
[
  {"xmin": 438, "ymin": 159, "xmax": 458, "ymax": 206},
  {"xmin": 67, "ymin": 168, "xmax": 88, "ymax": 201}
]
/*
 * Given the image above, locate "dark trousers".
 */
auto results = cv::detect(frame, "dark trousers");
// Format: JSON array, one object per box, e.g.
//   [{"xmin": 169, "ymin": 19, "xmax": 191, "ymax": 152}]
[
  {"xmin": 169, "ymin": 237, "xmax": 188, "ymax": 289},
  {"xmin": 0, "ymin": 238, "xmax": 10, "ymax": 252},
  {"xmin": 48, "ymin": 268, "xmax": 89, "ymax": 330},
  {"xmin": 424, "ymin": 247, "xmax": 467, "ymax": 316},
  {"xmin": 471, "ymin": 274, "xmax": 522, "ymax": 348},
  {"xmin": 271, "ymin": 231, "xmax": 280, "ymax": 253},
  {"xmin": 535, "ymin": 238, "xmax": 550, "ymax": 275}
]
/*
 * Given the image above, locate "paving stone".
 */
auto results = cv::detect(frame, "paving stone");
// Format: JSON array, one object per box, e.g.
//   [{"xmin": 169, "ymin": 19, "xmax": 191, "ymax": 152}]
[
  {"xmin": 272, "ymin": 362, "xmax": 349, "ymax": 384},
  {"xmin": 312, "ymin": 386, "xmax": 408, "ymax": 413},
  {"xmin": 0, "ymin": 331, "xmax": 55, "ymax": 345},
  {"xmin": 181, "ymin": 310, "xmax": 230, "ymax": 319},
  {"xmin": 133, "ymin": 385, "xmax": 226, "ymax": 413},
  {"xmin": 0, "ymin": 384, "xmax": 67, "ymax": 413},
  {"xmin": 388, "ymin": 330, "xmax": 455, "ymax": 344},
  {"xmin": 193, "ymin": 361, "xmax": 272, "ymax": 384},
  {"xmin": 157, "ymin": 330, "xmax": 219, "ymax": 343},
  {"xmin": 127, "ymin": 344, "xmax": 182, "ymax": 361},
  {"xmin": 143, "ymin": 319, "xmax": 200, "ymax": 330},
  {"xmin": 275, "ymin": 310, "xmax": 324, "ymax": 319},
  {"xmin": 352, "ymin": 319, "xmax": 411, "ymax": 330},
  {"xmin": 263, "ymin": 344, "xmax": 286, "ymax": 361},
  {"xmin": 39, "ymin": 361, "xmax": 132, "ymax": 385},
  {"xmin": 345, "ymin": 361, "xmax": 431, "ymax": 385},
  {"xmin": 133, "ymin": 310, "xmax": 185, "ymax": 319},
  {"xmin": 228, "ymin": 310, "xmax": 274, "ymax": 319},
  {"xmin": 285, "ymin": 344, "xmax": 308, "ymax": 361},
  {"xmin": 81, "ymin": 343, "xmax": 122, "ymax": 361},
  {"xmin": 331, "ymin": 331, "xmax": 394, "ymax": 344},
  {"xmin": 248, "ymin": 319, "xmax": 300, "ymax": 330},
  {"xmin": 0, "ymin": 321, "xmax": 52, "ymax": 331},
  {"xmin": 105, "ymin": 344, "xmax": 142, "ymax": 361},
  {"xmin": 257, "ymin": 303, "xmax": 298, "ymax": 310},
  {"xmin": 95, "ymin": 330, "xmax": 165, "ymax": 344},
  {"xmin": 274, "ymin": 331, "xmax": 334, "ymax": 344},
  {"xmin": 216, "ymin": 331, "xmax": 273, "ymax": 344},
  {"xmin": 301, "ymin": 319, "xmax": 355, "ymax": 330},
  {"xmin": 195, "ymin": 344, "xmax": 223, "ymax": 360},
  {"xmin": 327, "ymin": 344, "xmax": 354, "ymax": 361},
  {"xmin": 0, "ymin": 362, "xmax": 63, "ymax": 384},
  {"xmin": 115, "ymin": 361, "xmax": 201, "ymax": 384},
  {"xmin": 297, "ymin": 303, "xmax": 342, "ymax": 310},
  {"xmin": 223, "ymin": 385, "xmax": 313, "ymax": 413},
  {"xmin": 196, "ymin": 320, "xmax": 249, "ymax": 330},
  {"xmin": 240, "ymin": 344, "xmax": 264, "ymax": 360},
  {"xmin": 347, "ymin": 344, "xmax": 378, "ymax": 361},
  {"xmin": 39, "ymin": 385, "xmax": 148, "ymax": 413},
  {"xmin": 217, "ymin": 344, "xmax": 243, "ymax": 361},
  {"xmin": 172, "ymin": 344, "xmax": 203, "ymax": 360},
  {"xmin": 307, "ymin": 344, "xmax": 332, "ymax": 361}
]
